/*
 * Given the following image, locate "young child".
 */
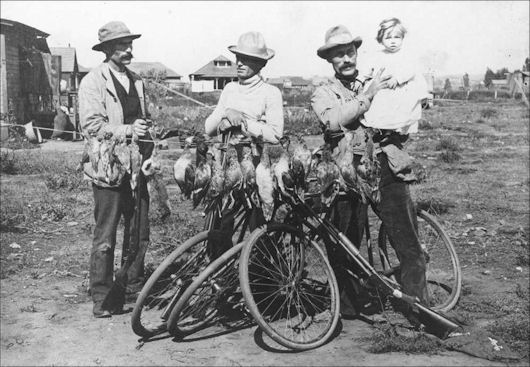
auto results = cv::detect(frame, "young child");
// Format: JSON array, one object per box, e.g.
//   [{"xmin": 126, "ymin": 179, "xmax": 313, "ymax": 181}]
[{"xmin": 362, "ymin": 18, "xmax": 430, "ymax": 134}]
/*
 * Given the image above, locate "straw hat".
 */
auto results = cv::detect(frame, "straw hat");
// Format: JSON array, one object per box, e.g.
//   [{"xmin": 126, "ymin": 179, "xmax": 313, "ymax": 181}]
[
  {"xmin": 24, "ymin": 120, "xmax": 43, "ymax": 143},
  {"xmin": 317, "ymin": 25, "xmax": 362, "ymax": 59},
  {"xmin": 92, "ymin": 21, "xmax": 141, "ymax": 51},
  {"xmin": 228, "ymin": 31, "xmax": 275, "ymax": 60}
]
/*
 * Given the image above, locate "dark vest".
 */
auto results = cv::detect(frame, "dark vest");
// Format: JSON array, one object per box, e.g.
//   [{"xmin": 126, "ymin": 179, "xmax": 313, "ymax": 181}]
[
  {"xmin": 109, "ymin": 70, "xmax": 142, "ymax": 124},
  {"xmin": 110, "ymin": 70, "xmax": 153, "ymax": 158}
]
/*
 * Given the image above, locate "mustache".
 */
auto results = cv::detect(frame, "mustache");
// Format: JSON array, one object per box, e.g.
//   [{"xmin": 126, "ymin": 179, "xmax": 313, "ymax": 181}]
[
  {"xmin": 340, "ymin": 63, "xmax": 356, "ymax": 70},
  {"xmin": 122, "ymin": 53, "xmax": 133, "ymax": 60}
]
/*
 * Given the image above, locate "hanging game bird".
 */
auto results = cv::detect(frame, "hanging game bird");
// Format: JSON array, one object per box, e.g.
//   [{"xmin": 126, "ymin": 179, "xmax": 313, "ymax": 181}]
[
  {"xmin": 273, "ymin": 136, "xmax": 292, "ymax": 195},
  {"xmin": 291, "ymin": 135, "xmax": 313, "ymax": 195},
  {"xmin": 255, "ymin": 143, "xmax": 275, "ymax": 221},
  {"xmin": 205, "ymin": 143, "xmax": 226, "ymax": 204},
  {"xmin": 337, "ymin": 131, "xmax": 359, "ymax": 194},
  {"xmin": 316, "ymin": 144, "xmax": 341, "ymax": 207},
  {"xmin": 173, "ymin": 138, "xmax": 195, "ymax": 199},
  {"xmin": 224, "ymin": 144, "xmax": 243, "ymax": 191}
]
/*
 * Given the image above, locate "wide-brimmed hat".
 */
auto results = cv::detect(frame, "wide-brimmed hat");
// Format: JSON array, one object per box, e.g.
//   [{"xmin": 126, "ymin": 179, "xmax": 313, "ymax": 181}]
[
  {"xmin": 228, "ymin": 31, "xmax": 275, "ymax": 61},
  {"xmin": 317, "ymin": 25, "xmax": 362, "ymax": 59},
  {"xmin": 92, "ymin": 21, "xmax": 141, "ymax": 51}
]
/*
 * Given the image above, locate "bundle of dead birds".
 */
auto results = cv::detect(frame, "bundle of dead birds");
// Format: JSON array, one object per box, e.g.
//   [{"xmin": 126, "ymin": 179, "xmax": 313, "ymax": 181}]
[
  {"xmin": 173, "ymin": 132, "xmax": 382, "ymax": 220},
  {"xmin": 173, "ymin": 134, "xmax": 317, "ymax": 221},
  {"xmin": 84, "ymin": 128, "xmax": 171, "ymax": 219}
]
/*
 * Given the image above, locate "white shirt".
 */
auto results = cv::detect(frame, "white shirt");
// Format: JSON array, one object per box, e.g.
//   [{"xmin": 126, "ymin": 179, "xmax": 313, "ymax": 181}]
[
  {"xmin": 363, "ymin": 46, "xmax": 430, "ymax": 133},
  {"xmin": 204, "ymin": 74, "xmax": 284, "ymax": 144},
  {"xmin": 109, "ymin": 68, "xmax": 130, "ymax": 93}
]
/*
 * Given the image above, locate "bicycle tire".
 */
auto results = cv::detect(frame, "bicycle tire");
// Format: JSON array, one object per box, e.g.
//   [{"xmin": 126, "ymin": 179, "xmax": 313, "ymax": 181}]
[
  {"xmin": 378, "ymin": 209, "xmax": 462, "ymax": 312},
  {"xmin": 239, "ymin": 223, "xmax": 340, "ymax": 350},
  {"xmin": 131, "ymin": 231, "xmax": 212, "ymax": 338},
  {"xmin": 167, "ymin": 242, "xmax": 245, "ymax": 336}
]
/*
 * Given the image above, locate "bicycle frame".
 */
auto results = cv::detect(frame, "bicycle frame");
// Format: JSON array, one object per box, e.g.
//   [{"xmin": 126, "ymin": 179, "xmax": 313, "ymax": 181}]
[{"xmin": 283, "ymin": 189, "xmax": 460, "ymax": 339}]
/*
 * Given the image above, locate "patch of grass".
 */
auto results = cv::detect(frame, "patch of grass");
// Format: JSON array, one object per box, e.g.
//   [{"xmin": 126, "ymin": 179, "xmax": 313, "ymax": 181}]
[
  {"xmin": 20, "ymin": 304, "xmax": 38, "ymax": 313},
  {"xmin": 365, "ymin": 324, "xmax": 444, "ymax": 354},
  {"xmin": 435, "ymin": 137, "xmax": 462, "ymax": 152},
  {"xmin": 480, "ymin": 107, "xmax": 499, "ymax": 119},
  {"xmin": 418, "ymin": 119, "xmax": 434, "ymax": 130},
  {"xmin": 439, "ymin": 150, "xmax": 462, "ymax": 163},
  {"xmin": 475, "ymin": 118, "xmax": 486, "ymax": 124},
  {"xmin": 486, "ymin": 314, "xmax": 530, "ymax": 360},
  {"xmin": 416, "ymin": 197, "xmax": 456, "ymax": 215}
]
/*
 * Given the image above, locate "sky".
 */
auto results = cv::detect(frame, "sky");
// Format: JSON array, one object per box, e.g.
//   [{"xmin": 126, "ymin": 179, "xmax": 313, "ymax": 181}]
[{"xmin": 1, "ymin": 1, "xmax": 529, "ymax": 81}]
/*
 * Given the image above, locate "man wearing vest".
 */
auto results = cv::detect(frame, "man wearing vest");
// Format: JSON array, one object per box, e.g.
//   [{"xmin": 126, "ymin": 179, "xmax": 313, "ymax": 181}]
[{"xmin": 79, "ymin": 21, "xmax": 153, "ymax": 318}]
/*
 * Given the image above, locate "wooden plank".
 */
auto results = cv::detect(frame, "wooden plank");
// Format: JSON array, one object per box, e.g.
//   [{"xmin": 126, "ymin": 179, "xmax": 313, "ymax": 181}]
[{"xmin": 0, "ymin": 34, "xmax": 7, "ymax": 116}]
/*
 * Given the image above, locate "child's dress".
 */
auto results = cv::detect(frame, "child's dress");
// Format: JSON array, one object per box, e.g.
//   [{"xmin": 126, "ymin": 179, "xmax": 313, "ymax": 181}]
[{"xmin": 362, "ymin": 46, "xmax": 430, "ymax": 134}]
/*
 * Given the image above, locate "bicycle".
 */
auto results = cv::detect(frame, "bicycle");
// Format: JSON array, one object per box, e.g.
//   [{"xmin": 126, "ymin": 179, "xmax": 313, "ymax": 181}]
[
  {"xmin": 131, "ymin": 134, "xmax": 257, "ymax": 339},
  {"xmin": 237, "ymin": 184, "xmax": 462, "ymax": 350}
]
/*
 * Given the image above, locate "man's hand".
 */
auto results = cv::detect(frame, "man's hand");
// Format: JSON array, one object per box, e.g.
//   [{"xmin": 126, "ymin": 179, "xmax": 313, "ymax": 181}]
[
  {"xmin": 217, "ymin": 118, "xmax": 232, "ymax": 134},
  {"xmin": 132, "ymin": 119, "xmax": 149, "ymax": 137},
  {"xmin": 364, "ymin": 68, "xmax": 392, "ymax": 100},
  {"xmin": 224, "ymin": 108, "xmax": 247, "ymax": 130}
]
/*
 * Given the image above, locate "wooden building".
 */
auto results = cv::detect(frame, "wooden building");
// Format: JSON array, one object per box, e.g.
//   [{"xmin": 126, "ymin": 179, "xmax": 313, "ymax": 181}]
[
  {"xmin": 189, "ymin": 55, "xmax": 237, "ymax": 92},
  {"xmin": 267, "ymin": 76, "xmax": 313, "ymax": 91},
  {"xmin": 1, "ymin": 18, "xmax": 60, "ymax": 125}
]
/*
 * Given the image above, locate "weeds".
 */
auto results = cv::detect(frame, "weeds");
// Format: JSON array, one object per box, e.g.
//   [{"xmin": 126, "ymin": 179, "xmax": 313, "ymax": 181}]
[
  {"xmin": 480, "ymin": 107, "xmax": 499, "ymax": 119},
  {"xmin": 365, "ymin": 324, "xmax": 444, "ymax": 354},
  {"xmin": 439, "ymin": 151, "xmax": 462, "ymax": 163},
  {"xmin": 435, "ymin": 137, "xmax": 462, "ymax": 152},
  {"xmin": 416, "ymin": 197, "xmax": 456, "ymax": 215}
]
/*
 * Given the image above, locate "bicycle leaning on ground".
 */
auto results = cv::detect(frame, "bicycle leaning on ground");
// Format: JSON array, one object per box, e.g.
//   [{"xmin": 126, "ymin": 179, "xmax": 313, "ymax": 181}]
[{"xmin": 166, "ymin": 174, "xmax": 463, "ymax": 350}]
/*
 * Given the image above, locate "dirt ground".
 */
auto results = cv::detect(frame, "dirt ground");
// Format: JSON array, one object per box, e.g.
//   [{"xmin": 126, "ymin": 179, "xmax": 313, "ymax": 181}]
[{"xmin": 1, "ymin": 101, "xmax": 529, "ymax": 366}]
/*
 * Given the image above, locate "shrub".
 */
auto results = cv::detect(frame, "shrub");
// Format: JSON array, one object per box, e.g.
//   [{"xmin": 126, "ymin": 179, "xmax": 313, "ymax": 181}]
[
  {"xmin": 480, "ymin": 107, "xmax": 499, "ymax": 119},
  {"xmin": 439, "ymin": 151, "xmax": 462, "ymax": 163},
  {"xmin": 435, "ymin": 137, "xmax": 462, "ymax": 152}
]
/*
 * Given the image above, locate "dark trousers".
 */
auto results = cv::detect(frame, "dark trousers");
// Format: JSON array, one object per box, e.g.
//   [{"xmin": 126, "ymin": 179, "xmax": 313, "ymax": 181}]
[
  {"xmin": 89, "ymin": 176, "xmax": 150, "ymax": 306},
  {"xmin": 329, "ymin": 153, "xmax": 428, "ymax": 314}
]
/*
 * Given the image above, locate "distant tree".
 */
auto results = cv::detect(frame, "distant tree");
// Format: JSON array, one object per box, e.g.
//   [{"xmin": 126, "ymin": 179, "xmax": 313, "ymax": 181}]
[
  {"xmin": 141, "ymin": 68, "xmax": 168, "ymax": 103},
  {"xmin": 484, "ymin": 68, "xmax": 495, "ymax": 87},
  {"xmin": 494, "ymin": 67, "xmax": 509, "ymax": 79},
  {"xmin": 444, "ymin": 78, "xmax": 452, "ymax": 91},
  {"xmin": 462, "ymin": 73, "xmax": 470, "ymax": 89},
  {"xmin": 523, "ymin": 57, "xmax": 530, "ymax": 72}
]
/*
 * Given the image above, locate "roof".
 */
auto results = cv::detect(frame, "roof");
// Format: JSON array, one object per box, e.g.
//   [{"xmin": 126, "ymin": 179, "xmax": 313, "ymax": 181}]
[
  {"xmin": 213, "ymin": 55, "xmax": 231, "ymax": 62},
  {"xmin": 190, "ymin": 55, "xmax": 238, "ymax": 78},
  {"xmin": 0, "ymin": 18, "xmax": 49, "ymax": 37},
  {"xmin": 268, "ymin": 76, "xmax": 311, "ymax": 86},
  {"xmin": 50, "ymin": 47, "xmax": 77, "ymax": 73},
  {"xmin": 128, "ymin": 62, "xmax": 181, "ymax": 78}
]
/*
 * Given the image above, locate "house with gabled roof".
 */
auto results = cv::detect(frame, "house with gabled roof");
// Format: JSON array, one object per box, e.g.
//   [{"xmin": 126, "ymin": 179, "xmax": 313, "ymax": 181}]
[
  {"xmin": 267, "ymin": 76, "xmax": 312, "ymax": 90},
  {"xmin": 50, "ymin": 46, "xmax": 87, "ymax": 93},
  {"xmin": 128, "ymin": 61, "xmax": 186, "ymax": 91},
  {"xmin": 189, "ymin": 55, "xmax": 237, "ymax": 92},
  {"xmin": 1, "ymin": 18, "xmax": 59, "ymax": 124}
]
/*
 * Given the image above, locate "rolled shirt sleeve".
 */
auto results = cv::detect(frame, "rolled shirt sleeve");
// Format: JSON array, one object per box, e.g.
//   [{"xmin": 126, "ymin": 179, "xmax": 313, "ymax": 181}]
[{"xmin": 204, "ymin": 88, "xmax": 229, "ymax": 137}]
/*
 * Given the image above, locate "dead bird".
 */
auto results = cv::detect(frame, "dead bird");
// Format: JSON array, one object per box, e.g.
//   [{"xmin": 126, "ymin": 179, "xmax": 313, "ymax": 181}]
[
  {"xmin": 256, "ymin": 143, "xmax": 276, "ymax": 221},
  {"xmin": 173, "ymin": 138, "xmax": 195, "ymax": 199},
  {"xmin": 291, "ymin": 135, "xmax": 313, "ymax": 192},
  {"xmin": 129, "ymin": 134, "xmax": 142, "ymax": 191},
  {"xmin": 205, "ymin": 143, "xmax": 226, "ymax": 204},
  {"xmin": 337, "ymin": 130, "xmax": 359, "ymax": 194},
  {"xmin": 192, "ymin": 149, "xmax": 213, "ymax": 208},
  {"xmin": 239, "ymin": 145, "xmax": 256, "ymax": 188},
  {"xmin": 273, "ymin": 136, "xmax": 292, "ymax": 195},
  {"xmin": 316, "ymin": 144, "xmax": 341, "ymax": 207},
  {"xmin": 224, "ymin": 144, "xmax": 243, "ymax": 191}
]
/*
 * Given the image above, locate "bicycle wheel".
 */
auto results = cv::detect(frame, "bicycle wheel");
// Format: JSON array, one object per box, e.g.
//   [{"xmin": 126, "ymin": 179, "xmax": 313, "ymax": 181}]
[
  {"xmin": 167, "ymin": 242, "xmax": 245, "ymax": 336},
  {"xmin": 239, "ymin": 223, "xmax": 340, "ymax": 350},
  {"xmin": 377, "ymin": 209, "xmax": 462, "ymax": 312},
  {"xmin": 131, "ymin": 231, "xmax": 212, "ymax": 338}
]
